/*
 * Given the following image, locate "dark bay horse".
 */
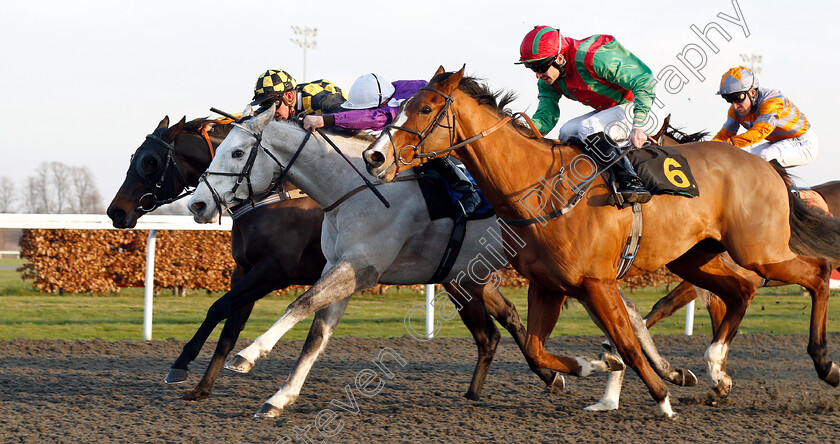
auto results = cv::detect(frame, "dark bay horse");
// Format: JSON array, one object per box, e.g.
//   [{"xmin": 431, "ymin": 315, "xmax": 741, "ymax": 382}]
[
  {"xmin": 363, "ymin": 66, "xmax": 840, "ymax": 416},
  {"xmin": 106, "ymin": 115, "xmax": 561, "ymax": 405}
]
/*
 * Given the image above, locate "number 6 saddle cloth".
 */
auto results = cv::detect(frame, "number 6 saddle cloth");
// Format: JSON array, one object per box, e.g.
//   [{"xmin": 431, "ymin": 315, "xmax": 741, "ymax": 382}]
[{"xmin": 628, "ymin": 145, "xmax": 699, "ymax": 198}]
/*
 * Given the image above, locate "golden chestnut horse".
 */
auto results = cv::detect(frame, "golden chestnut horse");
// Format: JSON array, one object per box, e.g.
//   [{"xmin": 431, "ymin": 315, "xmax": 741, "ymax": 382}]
[{"xmin": 363, "ymin": 66, "xmax": 840, "ymax": 417}]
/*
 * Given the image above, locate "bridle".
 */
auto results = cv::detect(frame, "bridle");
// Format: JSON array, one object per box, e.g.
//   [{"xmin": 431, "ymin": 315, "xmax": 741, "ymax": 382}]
[
  {"xmin": 384, "ymin": 86, "xmax": 516, "ymax": 167},
  {"xmin": 128, "ymin": 131, "xmax": 193, "ymax": 212},
  {"xmin": 198, "ymin": 121, "xmax": 310, "ymax": 215}
]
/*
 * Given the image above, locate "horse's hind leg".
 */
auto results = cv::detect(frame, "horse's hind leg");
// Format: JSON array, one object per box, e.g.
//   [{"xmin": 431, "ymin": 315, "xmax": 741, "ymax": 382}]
[
  {"xmin": 166, "ymin": 261, "xmax": 282, "ymax": 385},
  {"xmin": 580, "ymin": 279, "xmax": 675, "ymax": 417},
  {"xmin": 751, "ymin": 256, "xmax": 839, "ymax": 386},
  {"xmin": 589, "ymin": 289, "xmax": 698, "ymax": 412},
  {"xmin": 442, "ymin": 282, "xmax": 500, "ymax": 401},
  {"xmin": 256, "ymin": 298, "xmax": 351, "ymax": 418},
  {"xmin": 183, "ymin": 302, "xmax": 255, "ymax": 401},
  {"xmin": 522, "ymin": 285, "xmax": 623, "ymax": 377},
  {"xmin": 445, "ymin": 281, "xmax": 565, "ymax": 398},
  {"xmin": 667, "ymin": 244, "xmax": 756, "ymax": 398},
  {"xmin": 229, "ymin": 258, "xmax": 378, "ymax": 373}
]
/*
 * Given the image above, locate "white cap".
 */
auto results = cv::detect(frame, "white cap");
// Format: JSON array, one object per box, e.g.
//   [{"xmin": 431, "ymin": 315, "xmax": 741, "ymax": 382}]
[{"xmin": 341, "ymin": 73, "xmax": 396, "ymax": 109}]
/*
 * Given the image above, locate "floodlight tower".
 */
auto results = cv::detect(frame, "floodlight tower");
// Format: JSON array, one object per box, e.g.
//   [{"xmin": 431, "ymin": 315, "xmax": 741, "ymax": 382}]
[
  {"xmin": 739, "ymin": 53, "xmax": 763, "ymax": 75},
  {"xmin": 291, "ymin": 26, "xmax": 318, "ymax": 82}
]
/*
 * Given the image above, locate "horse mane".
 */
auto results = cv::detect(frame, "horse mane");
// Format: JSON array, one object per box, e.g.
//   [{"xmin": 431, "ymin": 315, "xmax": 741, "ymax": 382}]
[
  {"xmin": 665, "ymin": 125, "xmax": 709, "ymax": 143},
  {"xmin": 432, "ymin": 72, "xmax": 535, "ymax": 137}
]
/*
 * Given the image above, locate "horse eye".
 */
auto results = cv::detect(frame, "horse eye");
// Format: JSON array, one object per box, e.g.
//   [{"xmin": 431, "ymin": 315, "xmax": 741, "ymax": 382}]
[
  {"xmin": 232, "ymin": 149, "xmax": 245, "ymax": 159},
  {"xmin": 141, "ymin": 156, "xmax": 158, "ymax": 173},
  {"xmin": 420, "ymin": 106, "xmax": 433, "ymax": 114}
]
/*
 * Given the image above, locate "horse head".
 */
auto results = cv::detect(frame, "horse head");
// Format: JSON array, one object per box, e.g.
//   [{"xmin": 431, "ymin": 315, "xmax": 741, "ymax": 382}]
[
  {"xmin": 107, "ymin": 115, "xmax": 191, "ymax": 228},
  {"xmin": 364, "ymin": 66, "xmax": 465, "ymax": 181},
  {"xmin": 188, "ymin": 104, "xmax": 277, "ymax": 223}
]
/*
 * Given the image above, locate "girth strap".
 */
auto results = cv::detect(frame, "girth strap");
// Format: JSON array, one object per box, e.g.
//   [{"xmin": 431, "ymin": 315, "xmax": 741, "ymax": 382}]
[
  {"xmin": 616, "ymin": 203, "xmax": 643, "ymax": 280},
  {"xmin": 428, "ymin": 216, "xmax": 469, "ymax": 284}
]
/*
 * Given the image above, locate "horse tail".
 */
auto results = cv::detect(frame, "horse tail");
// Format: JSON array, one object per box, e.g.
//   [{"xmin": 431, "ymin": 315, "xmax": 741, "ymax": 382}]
[{"xmin": 772, "ymin": 163, "xmax": 840, "ymax": 261}]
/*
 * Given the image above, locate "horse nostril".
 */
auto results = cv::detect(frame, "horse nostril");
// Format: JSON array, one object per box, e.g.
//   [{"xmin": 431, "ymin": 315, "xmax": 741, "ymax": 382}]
[
  {"xmin": 192, "ymin": 201, "xmax": 206, "ymax": 212},
  {"xmin": 369, "ymin": 151, "xmax": 385, "ymax": 167}
]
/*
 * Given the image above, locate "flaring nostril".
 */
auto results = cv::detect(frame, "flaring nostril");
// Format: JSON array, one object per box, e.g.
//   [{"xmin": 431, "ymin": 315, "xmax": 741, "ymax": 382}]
[
  {"xmin": 370, "ymin": 151, "xmax": 384, "ymax": 166},
  {"xmin": 192, "ymin": 202, "xmax": 206, "ymax": 212}
]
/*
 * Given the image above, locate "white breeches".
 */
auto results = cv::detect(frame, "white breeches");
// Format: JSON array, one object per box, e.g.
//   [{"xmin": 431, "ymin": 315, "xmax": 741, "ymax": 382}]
[
  {"xmin": 558, "ymin": 103, "xmax": 655, "ymax": 142},
  {"xmin": 743, "ymin": 128, "xmax": 818, "ymax": 167}
]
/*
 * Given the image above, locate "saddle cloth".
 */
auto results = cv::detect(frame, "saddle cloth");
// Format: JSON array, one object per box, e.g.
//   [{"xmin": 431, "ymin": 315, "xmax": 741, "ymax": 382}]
[
  {"xmin": 628, "ymin": 145, "xmax": 700, "ymax": 198},
  {"xmin": 415, "ymin": 164, "xmax": 495, "ymax": 221}
]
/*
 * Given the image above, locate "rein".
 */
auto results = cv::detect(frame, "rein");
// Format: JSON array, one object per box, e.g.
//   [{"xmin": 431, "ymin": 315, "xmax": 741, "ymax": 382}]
[
  {"xmin": 387, "ymin": 86, "xmax": 542, "ymax": 165},
  {"xmin": 198, "ymin": 122, "xmax": 306, "ymax": 216}
]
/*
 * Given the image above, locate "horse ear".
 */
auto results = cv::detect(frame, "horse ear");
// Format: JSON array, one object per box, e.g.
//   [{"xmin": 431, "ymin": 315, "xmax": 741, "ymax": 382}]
[
  {"xmin": 156, "ymin": 116, "xmax": 170, "ymax": 130},
  {"xmin": 433, "ymin": 66, "xmax": 445, "ymax": 77},
  {"xmin": 253, "ymin": 103, "xmax": 275, "ymax": 131},
  {"xmin": 242, "ymin": 104, "xmax": 255, "ymax": 118},
  {"xmin": 440, "ymin": 65, "xmax": 465, "ymax": 94},
  {"xmin": 164, "ymin": 117, "xmax": 186, "ymax": 142}
]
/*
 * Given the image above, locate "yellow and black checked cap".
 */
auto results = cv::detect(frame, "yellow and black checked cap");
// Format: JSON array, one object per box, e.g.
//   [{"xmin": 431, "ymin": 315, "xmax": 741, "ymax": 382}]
[{"xmin": 250, "ymin": 69, "xmax": 298, "ymax": 106}]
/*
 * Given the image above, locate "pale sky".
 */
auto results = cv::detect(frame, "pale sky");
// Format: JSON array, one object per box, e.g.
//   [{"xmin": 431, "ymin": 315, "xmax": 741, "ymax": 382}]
[{"xmin": 1, "ymin": 0, "xmax": 838, "ymax": 210}]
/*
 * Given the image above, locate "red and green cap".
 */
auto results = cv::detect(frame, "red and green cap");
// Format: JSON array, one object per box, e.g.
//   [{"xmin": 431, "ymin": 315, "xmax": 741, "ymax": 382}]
[{"xmin": 515, "ymin": 26, "xmax": 565, "ymax": 64}]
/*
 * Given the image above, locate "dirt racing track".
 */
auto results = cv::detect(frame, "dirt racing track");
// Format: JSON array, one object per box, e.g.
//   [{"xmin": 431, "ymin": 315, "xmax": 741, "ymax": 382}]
[{"xmin": 2, "ymin": 333, "xmax": 840, "ymax": 443}]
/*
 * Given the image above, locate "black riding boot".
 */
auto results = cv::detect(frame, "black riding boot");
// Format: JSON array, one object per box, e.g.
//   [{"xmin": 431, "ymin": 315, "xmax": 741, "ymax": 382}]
[
  {"xmin": 581, "ymin": 132, "xmax": 651, "ymax": 205},
  {"xmin": 429, "ymin": 158, "xmax": 482, "ymax": 216}
]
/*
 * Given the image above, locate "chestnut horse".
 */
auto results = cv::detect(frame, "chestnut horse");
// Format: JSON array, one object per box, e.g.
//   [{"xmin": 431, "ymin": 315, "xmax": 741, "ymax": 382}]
[
  {"xmin": 363, "ymin": 67, "xmax": 840, "ymax": 417},
  {"xmin": 106, "ymin": 115, "xmax": 560, "ymax": 407}
]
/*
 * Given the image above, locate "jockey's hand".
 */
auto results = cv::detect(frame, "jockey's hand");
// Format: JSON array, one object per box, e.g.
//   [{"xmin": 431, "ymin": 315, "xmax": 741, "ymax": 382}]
[
  {"xmin": 629, "ymin": 128, "xmax": 647, "ymax": 149},
  {"xmin": 303, "ymin": 115, "xmax": 325, "ymax": 131}
]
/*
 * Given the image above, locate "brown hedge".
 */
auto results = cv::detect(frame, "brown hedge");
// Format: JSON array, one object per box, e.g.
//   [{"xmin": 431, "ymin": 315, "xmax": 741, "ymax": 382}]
[{"xmin": 17, "ymin": 229, "xmax": 680, "ymax": 294}]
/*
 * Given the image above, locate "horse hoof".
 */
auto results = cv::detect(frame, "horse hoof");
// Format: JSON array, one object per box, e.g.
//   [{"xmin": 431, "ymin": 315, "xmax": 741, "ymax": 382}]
[
  {"xmin": 546, "ymin": 372, "xmax": 566, "ymax": 393},
  {"xmin": 601, "ymin": 353, "xmax": 625, "ymax": 372},
  {"xmin": 822, "ymin": 361, "xmax": 840, "ymax": 387},
  {"xmin": 712, "ymin": 375, "xmax": 733, "ymax": 398},
  {"xmin": 677, "ymin": 368, "xmax": 698, "ymax": 387},
  {"xmin": 463, "ymin": 391, "xmax": 480, "ymax": 401},
  {"xmin": 584, "ymin": 399, "xmax": 618, "ymax": 411},
  {"xmin": 254, "ymin": 403, "xmax": 283, "ymax": 418},
  {"xmin": 224, "ymin": 355, "xmax": 255, "ymax": 373},
  {"xmin": 600, "ymin": 340, "xmax": 613, "ymax": 353},
  {"xmin": 183, "ymin": 389, "xmax": 210, "ymax": 402},
  {"xmin": 164, "ymin": 368, "xmax": 190, "ymax": 384}
]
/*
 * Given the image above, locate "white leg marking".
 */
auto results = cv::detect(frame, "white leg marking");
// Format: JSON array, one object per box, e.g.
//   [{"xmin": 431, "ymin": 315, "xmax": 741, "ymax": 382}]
[
  {"xmin": 575, "ymin": 356, "xmax": 609, "ymax": 377},
  {"xmin": 584, "ymin": 368, "xmax": 625, "ymax": 411},
  {"xmin": 704, "ymin": 341, "xmax": 729, "ymax": 385},
  {"xmin": 658, "ymin": 394, "xmax": 677, "ymax": 418}
]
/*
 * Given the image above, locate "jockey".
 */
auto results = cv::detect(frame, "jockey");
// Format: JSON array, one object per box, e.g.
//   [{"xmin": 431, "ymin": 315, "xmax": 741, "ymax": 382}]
[
  {"xmin": 712, "ymin": 66, "xmax": 817, "ymax": 168},
  {"xmin": 516, "ymin": 25, "xmax": 655, "ymax": 204},
  {"xmin": 302, "ymin": 73, "xmax": 426, "ymax": 132},
  {"xmin": 303, "ymin": 73, "xmax": 483, "ymax": 216},
  {"xmin": 250, "ymin": 69, "xmax": 347, "ymax": 119}
]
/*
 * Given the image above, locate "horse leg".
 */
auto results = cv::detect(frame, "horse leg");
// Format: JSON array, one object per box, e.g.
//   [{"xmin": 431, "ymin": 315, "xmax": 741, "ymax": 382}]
[
  {"xmin": 522, "ymin": 285, "xmax": 622, "ymax": 377},
  {"xmin": 441, "ymin": 281, "xmax": 500, "ymax": 401},
  {"xmin": 255, "ymin": 298, "xmax": 351, "ymax": 418},
  {"xmin": 227, "ymin": 258, "xmax": 378, "ymax": 373},
  {"xmin": 579, "ymin": 279, "xmax": 675, "ymax": 418},
  {"xmin": 183, "ymin": 302, "xmax": 255, "ymax": 401},
  {"xmin": 165, "ymin": 260, "xmax": 283, "ymax": 384},
  {"xmin": 644, "ymin": 280, "xmax": 704, "ymax": 329},
  {"xmin": 667, "ymin": 244, "xmax": 756, "ymax": 398},
  {"xmin": 751, "ymin": 256, "xmax": 839, "ymax": 386},
  {"xmin": 447, "ymin": 281, "xmax": 565, "ymax": 392},
  {"xmin": 588, "ymin": 289, "xmax": 698, "ymax": 412}
]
